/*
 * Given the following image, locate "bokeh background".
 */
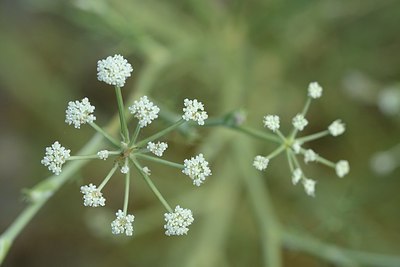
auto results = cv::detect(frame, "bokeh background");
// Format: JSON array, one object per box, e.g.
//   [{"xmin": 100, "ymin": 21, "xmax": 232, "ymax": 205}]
[{"xmin": 1, "ymin": 0, "xmax": 400, "ymax": 266}]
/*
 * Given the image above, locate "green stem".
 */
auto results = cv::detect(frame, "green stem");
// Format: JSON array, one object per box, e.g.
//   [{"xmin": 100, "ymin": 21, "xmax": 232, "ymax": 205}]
[
  {"xmin": 114, "ymin": 86, "xmax": 130, "ymax": 143},
  {"xmin": 129, "ymin": 124, "xmax": 141, "ymax": 146},
  {"xmin": 267, "ymin": 144, "xmax": 286, "ymax": 159},
  {"xmin": 286, "ymin": 149, "xmax": 295, "ymax": 172},
  {"xmin": 67, "ymin": 155, "xmax": 100, "ymax": 161},
  {"xmin": 90, "ymin": 122, "xmax": 120, "ymax": 147},
  {"xmin": 231, "ymin": 125, "xmax": 280, "ymax": 143},
  {"xmin": 289, "ymin": 98, "xmax": 312, "ymax": 140},
  {"xmin": 136, "ymin": 119, "xmax": 185, "ymax": 147},
  {"xmin": 130, "ymin": 157, "xmax": 173, "ymax": 212},
  {"xmin": 136, "ymin": 154, "xmax": 184, "ymax": 169},
  {"xmin": 98, "ymin": 163, "xmax": 118, "ymax": 191},
  {"xmin": 123, "ymin": 159, "xmax": 130, "ymax": 215},
  {"xmin": 0, "ymin": 134, "xmax": 104, "ymax": 265},
  {"xmin": 296, "ymin": 130, "xmax": 329, "ymax": 143}
]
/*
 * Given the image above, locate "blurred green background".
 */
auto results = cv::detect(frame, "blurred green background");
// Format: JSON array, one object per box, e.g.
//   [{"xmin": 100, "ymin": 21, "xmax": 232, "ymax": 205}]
[{"xmin": 1, "ymin": 0, "xmax": 400, "ymax": 266}]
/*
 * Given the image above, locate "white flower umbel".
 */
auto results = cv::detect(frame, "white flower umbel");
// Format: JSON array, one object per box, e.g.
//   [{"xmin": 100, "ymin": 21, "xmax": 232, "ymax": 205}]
[
  {"xmin": 147, "ymin": 141, "xmax": 168, "ymax": 157},
  {"xmin": 253, "ymin": 155, "xmax": 269, "ymax": 171},
  {"xmin": 292, "ymin": 168, "xmax": 302, "ymax": 185},
  {"xmin": 80, "ymin": 183, "xmax": 106, "ymax": 207},
  {"xmin": 164, "ymin": 205, "xmax": 194, "ymax": 236},
  {"xmin": 304, "ymin": 149, "xmax": 318, "ymax": 163},
  {"xmin": 308, "ymin": 82, "xmax": 323, "ymax": 99},
  {"xmin": 336, "ymin": 160, "xmax": 350, "ymax": 178},
  {"xmin": 65, "ymin": 97, "xmax": 96, "ymax": 129},
  {"xmin": 129, "ymin": 96, "xmax": 160, "ymax": 128},
  {"xmin": 292, "ymin": 114, "xmax": 308, "ymax": 131},
  {"xmin": 182, "ymin": 153, "xmax": 211, "ymax": 186},
  {"xmin": 263, "ymin": 115, "xmax": 280, "ymax": 132},
  {"xmin": 121, "ymin": 165, "xmax": 129, "ymax": 174},
  {"xmin": 303, "ymin": 178, "xmax": 316, "ymax": 197},
  {"xmin": 182, "ymin": 98, "xmax": 208, "ymax": 125},
  {"xmin": 97, "ymin": 54, "xmax": 133, "ymax": 87},
  {"xmin": 41, "ymin": 141, "xmax": 71, "ymax": 175},
  {"xmin": 97, "ymin": 150, "xmax": 109, "ymax": 160},
  {"xmin": 111, "ymin": 210, "xmax": 135, "ymax": 236},
  {"xmin": 328, "ymin": 120, "xmax": 346, "ymax": 136}
]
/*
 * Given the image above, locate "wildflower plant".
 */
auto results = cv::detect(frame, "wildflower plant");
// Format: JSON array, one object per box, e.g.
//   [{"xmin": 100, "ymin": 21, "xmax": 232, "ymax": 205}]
[
  {"xmin": 250, "ymin": 82, "xmax": 349, "ymax": 197},
  {"xmin": 40, "ymin": 54, "xmax": 211, "ymax": 236}
]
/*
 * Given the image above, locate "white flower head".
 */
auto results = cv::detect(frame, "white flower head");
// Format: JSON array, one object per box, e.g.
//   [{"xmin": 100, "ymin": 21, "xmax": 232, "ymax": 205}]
[
  {"xmin": 336, "ymin": 160, "xmax": 350, "ymax": 178},
  {"xmin": 182, "ymin": 98, "xmax": 208, "ymax": 125},
  {"xmin": 142, "ymin": 166, "xmax": 151, "ymax": 176},
  {"xmin": 111, "ymin": 210, "xmax": 135, "ymax": 236},
  {"xmin": 292, "ymin": 168, "xmax": 302, "ymax": 185},
  {"xmin": 253, "ymin": 155, "xmax": 269, "ymax": 171},
  {"xmin": 164, "ymin": 205, "xmax": 194, "ymax": 236},
  {"xmin": 292, "ymin": 114, "xmax": 308, "ymax": 131},
  {"xmin": 304, "ymin": 149, "xmax": 318, "ymax": 163},
  {"xmin": 182, "ymin": 153, "xmax": 212, "ymax": 186},
  {"xmin": 263, "ymin": 115, "xmax": 280, "ymax": 132},
  {"xmin": 328, "ymin": 120, "xmax": 346, "ymax": 136},
  {"xmin": 97, "ymin": 54, "xmax": 133, "ymax": 87},
  {"xmin": 129, "ymin": 96, "xmax": 160, "ymax": 128},
  {"xmin": 147, "ymin": 141, "xmax": 168, "ymax": 157},
  {"xmin": 292, "ymin": 141, "xmax": 302, "ymax": 154},
  {"xmin": 308, "ymin": 82, "xmax": 323, "ymax": 99},
  {"xmin": 65, "ymin": 97, "xmax": 96, "ymax": 129},
  {"xmin": 303, "ymin": 178, "xmax": 316, "ymax": 197},
  {"xmin": 97, "ymin": 150, "xmax": 109, "ymax": 160},
  {"xmin": 121, "ymin": 165, "xmax": 129, "ymax": 174},
  {"xmin": 41, "ymin": 141, "xmax": 71, "ymax": 175},
  {"xmin": 80, "ymin": 183, "xmax": 106, "ymax": 207}
]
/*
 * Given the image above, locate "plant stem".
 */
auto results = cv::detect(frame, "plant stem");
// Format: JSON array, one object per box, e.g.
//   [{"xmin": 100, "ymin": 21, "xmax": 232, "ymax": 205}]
[
  {"xmin": 114, "ymin": 86, "xmax": 130, "ymax": 143},
  {"xmin": 123, "ymin": 160, "xmax": 130, "ymax": 215},
  {"xmin": 135, "ymin": 154, "xmax": 184, "ymax": 169},
  {"xmin": 98, "ymin": 163, "xmax": 118, "ymax": 191},
  {"xmin": 136, "ymin": 119, "xmax": 185, "ymax": 147},
  {"xmin": 267, "ymin": 144, "xmax": 286, "ymax": 159},
  {"xmin": 130, "ymin": 157, "xmax": 172, "ymax": 212},
  {"xmin": 231, "ymin": 125, "xmax": 280, "ymax": 143},
  {"xmin": 90, "ymin": 122, "xmax": 120, "ymax": 147},
  {"xmin": 296, "ymin": 130, "xmax": 329, "ymax": 143},
  {"xmin": 129, "ymin": 124, "xmax": 141, "ymax": 146}
]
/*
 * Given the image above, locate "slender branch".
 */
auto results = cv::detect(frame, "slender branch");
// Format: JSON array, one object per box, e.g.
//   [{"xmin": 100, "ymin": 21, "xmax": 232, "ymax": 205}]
[
  {"xmin": 231, "ymin": 125, "xmax": 280, "ymax": 143},
  {"xmin": 296, "ymin": 130, "xmax": 329, "ymax": 143},
  {"xmin": 130, "ymin": 157, "xmax": 173, "ymax": 212},
  {"xmin": 136, "ymin": 119, "xmax": 185, "ymax": 147},
  {"xmin": 90, "ymin": 122, "xmax": 120, "ymax": 147},
  {"xmin": 114, "ymin": 86, "xmax": 130, "ymax": 142},
  {"xmin": 135, "ymin": 154, "xmax": 184, "ymax": 169},
  {"xmin": 98, "ymin": 163, "xmax": 118, "ymax": 191}
]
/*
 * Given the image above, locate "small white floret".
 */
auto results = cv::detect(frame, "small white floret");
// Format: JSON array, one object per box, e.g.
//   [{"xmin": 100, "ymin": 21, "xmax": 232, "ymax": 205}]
[
  {"xmin": 129, "ymin": 96, "xmax": 160, "ymax": 128},
  {"xmin": 292, "ymin": 114, "xmax": 308, "ymax": 131},
  {"xmin": 304, "ymin": 149, "xmax": 318, "ymax": 163},
  {"xmin": 97, "ymin": 54, "xmax": 133, "ymax": 87},
  {"xmin": 336, "ymin": 160, "xmax": 350, "ymax": 178},
  {"xmin": 292, "ymin": 168, "xmax": 302, "ymax": 185},
  {"xmin": 263, "ymin": 115, "xmax": 280, "ymax": 132},
  {"xmin": 328, "ymin": 120, "xmax": 346, "ymax": 136},
  {"xmin": 253, "ymin": 155, "xmax": 269, "ymax": 171},
  {"xmin": 147, "ymin": 141, "xmax": 168, "ymax": 157},
  {"xmin": 80, "ymin": 183, "xmax": 106, "ymax": 207},
  {"xmin": 292, "ymin": 141, "xmax": 302, "ymax": 154},
  {"xmin": 182, "ymin": 99, "xmax": 208, "ymax": 125},
  {"xmin": 121, "ymin": 165, "xmax": 129, "ymax": 174},
  {"xmin": 97, "ymin": 150, "xmax": 109, "ymax": 160},
  {"xmin": 142, "ymin": 166, "xmax": 151, "ymax": 176},
  {"xmin": 182, "ymin": 154, "xmax": 211, "ymax": 186},
  {"xmin": 111, "ymin": 209, "xmax": 135, "ymax": 236},
  {"xmin": 65, "ymin": 97, "xmax": 96, "ymax": 129},
  {"xmin": 164, "ymin": 205, "xmax": 194, "ymax": 236},
  {"xmin": 308, "ymin": 82, "xmax": 323, "ymax": 99},
  {"xmin": 303, "ymin": 178, "xmax": 316, "ymax": 197},
  {"xmin": 41, "ymin": 141, "xmax": 71, "ymax": 175}
]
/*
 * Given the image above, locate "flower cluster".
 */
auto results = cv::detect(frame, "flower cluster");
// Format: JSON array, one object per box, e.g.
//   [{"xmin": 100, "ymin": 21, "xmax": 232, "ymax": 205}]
[
  {"xmin": 41, "ymin": 141, "xmax": 70, "ymax": 175},
  {"xmin": 253, "ymin": 82, "xmax": 349, "ymax": 197},
  {"xmin": 164, "ymin": 205, "xmax": 194, "ymax": 236},
  {"xmin": 41, "ymin": 55, "xmax": 211, "ymax": 237},
  {"xmin": 65, "ymin": 97, "xmax": 96, "ymax": 129},
  {"xmin": 183, "ymin": 154, "xmax": 212, "ymax": 186},
  {"xmin": 97, "ymin": 54, "xmax": 133, "ymax": 87}
]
